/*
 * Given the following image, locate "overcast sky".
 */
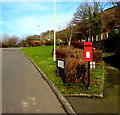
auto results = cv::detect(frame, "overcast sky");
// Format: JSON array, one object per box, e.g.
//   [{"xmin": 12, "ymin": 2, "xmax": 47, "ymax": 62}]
[{"xmin": 0, "ymin": 1, "xmax": 113, "ymax": 39}]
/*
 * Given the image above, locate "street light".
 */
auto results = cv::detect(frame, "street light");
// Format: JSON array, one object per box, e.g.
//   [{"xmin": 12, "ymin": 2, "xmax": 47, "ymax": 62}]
[{"xmin": 53, "ymin": 0, "xmax": 56, "ymax": 62}]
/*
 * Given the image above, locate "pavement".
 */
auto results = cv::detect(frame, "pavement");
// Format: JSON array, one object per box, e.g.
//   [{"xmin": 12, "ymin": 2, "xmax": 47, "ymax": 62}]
[
  {"xmin": 66, "ymin": 85, "xmax": 119, "ymax": 114},
  {"xmin": 2, "ymin": 48, "xmax": 67, "ymax": 113},
  {"xmin": 66, "ymin": 63, "xmax": 120, "ymax": 114}
]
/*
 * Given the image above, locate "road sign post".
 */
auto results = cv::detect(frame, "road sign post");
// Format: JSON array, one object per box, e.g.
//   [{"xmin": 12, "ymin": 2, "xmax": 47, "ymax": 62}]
[{"xmin": 56, "ymin": 59, "xmax": 66, "ymax": 84}]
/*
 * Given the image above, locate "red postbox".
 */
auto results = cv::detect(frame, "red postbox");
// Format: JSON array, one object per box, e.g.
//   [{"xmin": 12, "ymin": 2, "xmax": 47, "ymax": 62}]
[{"xmin": 84, "ymin": 42, "xmax": 93, "ymax": 62}]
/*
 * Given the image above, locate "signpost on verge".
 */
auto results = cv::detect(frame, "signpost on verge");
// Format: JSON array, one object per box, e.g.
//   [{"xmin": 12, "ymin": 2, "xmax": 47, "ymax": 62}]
[
  {"xmin": 56, "ymin": 59, "xmax": 66, "ymax": 84},
  {"xmin": 84, "ymin": 42, "xmax": 93, "ymax": 89}
]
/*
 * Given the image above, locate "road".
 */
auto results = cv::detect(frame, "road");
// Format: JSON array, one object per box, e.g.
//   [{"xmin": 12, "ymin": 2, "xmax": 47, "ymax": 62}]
[
  {"xmin": 2, "ymin": 48, "xmax": 66, "ymax": 113},
  {"xmin": 0, "ymin": 48, "xmax": 2, "ymax": 114}
]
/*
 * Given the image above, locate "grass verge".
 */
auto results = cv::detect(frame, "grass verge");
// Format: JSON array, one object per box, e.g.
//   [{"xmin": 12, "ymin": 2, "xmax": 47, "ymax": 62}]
[{"xmin": 21, "ymin": 46, "xmax": 105, "ymax": 96}]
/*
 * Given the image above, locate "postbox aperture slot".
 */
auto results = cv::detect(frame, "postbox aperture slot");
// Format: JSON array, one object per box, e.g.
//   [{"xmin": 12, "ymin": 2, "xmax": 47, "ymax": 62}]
[{"xmin": 85, "ymin": 45, "xmax": 91, "ymax": 47}]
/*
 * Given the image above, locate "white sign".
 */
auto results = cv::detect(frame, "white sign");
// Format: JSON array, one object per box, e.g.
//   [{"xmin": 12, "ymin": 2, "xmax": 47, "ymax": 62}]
[
  {"xmin": 58, "ymin": 60, "xmax": 64, "ymax": 69},
  {"xmin": 90, "ymin": 62, "xmax": 96, "ymax": 69},
  {"xmin": 86, "ymin": 51, "xmax": 90, "ymax": 58}
]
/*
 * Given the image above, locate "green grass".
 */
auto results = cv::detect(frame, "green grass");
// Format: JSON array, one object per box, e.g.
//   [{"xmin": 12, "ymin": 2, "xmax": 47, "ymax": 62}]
[
  {"xmin": 102, "ymin": 52, "xmax": 115, "ymax": 57},
  {"xmin": 21, "ymin": 46, "xmax": 105, "ymax": 96}
]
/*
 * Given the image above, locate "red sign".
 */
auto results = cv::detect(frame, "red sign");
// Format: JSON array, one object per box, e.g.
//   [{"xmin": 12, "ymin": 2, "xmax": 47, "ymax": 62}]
[{"xmin": 84, "ymin": 42, "xmax": 93, "ymax": 62}]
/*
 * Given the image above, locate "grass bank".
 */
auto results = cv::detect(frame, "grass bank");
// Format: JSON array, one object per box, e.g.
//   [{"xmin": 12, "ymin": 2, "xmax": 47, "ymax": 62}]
[{"xmin": 21, "ymin": 46, "xmax": 104, "ymax": 96}]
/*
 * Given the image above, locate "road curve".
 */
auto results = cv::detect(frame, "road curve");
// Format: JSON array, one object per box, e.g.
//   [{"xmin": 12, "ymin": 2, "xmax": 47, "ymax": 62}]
[{"xmin": 2, "ymin": 48, "xmax": 66, "ymax": 113}]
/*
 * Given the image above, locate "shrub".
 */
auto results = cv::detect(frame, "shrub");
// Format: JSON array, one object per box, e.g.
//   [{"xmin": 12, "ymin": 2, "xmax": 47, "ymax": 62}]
[
  {"xmin": 56, "ymin": 46, "xmax": 84, "ymax": 59},
  {"xmin": 56, "ymin": 46, "xmax": 102, "ymax": 85},
  {"xmin": 46, "ymin": 41, "xmax": 54, "ymax": 46},
  {"xmin": 93, "ymin": 49, "xmax": 102, "ymax": 62},
  {"xmin": 66, "ymin": 58, "xmax": 87, "ymax": 85},
  {"xmin": 56, "ymin": 46, "xmax": 87, "ymax": 85},
  {"xmin": 71, "ymin": 41, "xmax": 84, "ymax": 49}
]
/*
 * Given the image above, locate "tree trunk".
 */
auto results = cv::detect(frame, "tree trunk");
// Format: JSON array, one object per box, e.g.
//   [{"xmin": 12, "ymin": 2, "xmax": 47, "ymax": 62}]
[{"xmin": 68, "ymin": 36, "xmax": 72, "ymax": 46}]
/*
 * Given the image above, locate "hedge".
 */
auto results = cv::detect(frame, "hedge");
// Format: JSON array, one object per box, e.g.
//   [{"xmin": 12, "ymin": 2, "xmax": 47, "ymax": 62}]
[{"xmin": 56, "ymin": 45, "xmax": 102, "ymax": 85}]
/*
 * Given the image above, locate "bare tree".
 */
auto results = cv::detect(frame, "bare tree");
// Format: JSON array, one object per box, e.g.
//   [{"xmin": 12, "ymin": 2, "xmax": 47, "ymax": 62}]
[
  {"xmin": 73, "ymin": 2, "xmax": 94, "ymax": 40},
  {"xmin": 2, "ymin": 34, "xmax": 19, "ymax": 47},
  {"xmin": 66, "ymin": 21, "xmax": 77, "ymax": 46},
  {"xmin": 10, "ymin": 36, "xmax": 19, "ymax": 47},
  {"xmin": 57, "ymin": 23, "xmax": 70, "ymax": 42},
  {"xmin": 73, "ymin": 2, "xmax": 109, "ymax": 41}
]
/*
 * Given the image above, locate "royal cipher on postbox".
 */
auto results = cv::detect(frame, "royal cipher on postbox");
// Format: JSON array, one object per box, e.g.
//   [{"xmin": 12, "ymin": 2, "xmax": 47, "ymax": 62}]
[{"xmin": 84, "ymin": 42, "xmax": 93, "ymax": 62}]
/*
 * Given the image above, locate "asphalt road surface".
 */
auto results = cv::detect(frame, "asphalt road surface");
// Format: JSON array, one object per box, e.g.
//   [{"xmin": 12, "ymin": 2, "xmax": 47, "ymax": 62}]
[
  {"xmin": 2, "ymin": 48, "xmax": 66, "ymax": 113},
  {"xmin": 0, "ymin": 48, "xmax": 2, "ymax": 114}
]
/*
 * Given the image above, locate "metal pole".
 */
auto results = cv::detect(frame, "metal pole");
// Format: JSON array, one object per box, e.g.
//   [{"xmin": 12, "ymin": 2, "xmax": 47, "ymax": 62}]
[
  {"xmin": 53, "ymin": 0, "xmax": 56, "ymax": 61},
  {"xmin": 88, "ymin": 62, "xmax": 90, "ymax": 89}
]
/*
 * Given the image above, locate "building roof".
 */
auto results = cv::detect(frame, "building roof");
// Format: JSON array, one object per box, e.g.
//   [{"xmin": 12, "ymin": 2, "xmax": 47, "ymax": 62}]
[{"xmin": 101, "ymin": 6, "xmax": 117, "ymax": 16}]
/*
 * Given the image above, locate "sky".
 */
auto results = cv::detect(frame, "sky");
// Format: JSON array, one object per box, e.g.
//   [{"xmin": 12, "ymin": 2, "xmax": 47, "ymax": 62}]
[
  {"xmin": 0, "ymin": 1, "xmax": 114, "ymax": 39},
  {"xmin": 1, "ymin": 2, "xmax": 82, "ymax": 39}
]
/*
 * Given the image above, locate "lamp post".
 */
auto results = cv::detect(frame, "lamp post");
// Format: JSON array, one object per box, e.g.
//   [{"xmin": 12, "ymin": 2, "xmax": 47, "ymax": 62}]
[{"xmin": 53, "ymin": 0, "xmax": 56, "ymax": 61}]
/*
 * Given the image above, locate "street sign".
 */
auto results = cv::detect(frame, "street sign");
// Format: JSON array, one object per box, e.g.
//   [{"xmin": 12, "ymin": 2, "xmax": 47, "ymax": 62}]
[
  {"xmin": 84, "ymin": 42, "xmax": 93, "ymax": 62},
  {"xmin": 56, "ymin": 59, "xmax": 66, "ymax": 84},
  {"xmin": 57, "ymin": 60, "xmax": 64, "ymax": 69}
]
